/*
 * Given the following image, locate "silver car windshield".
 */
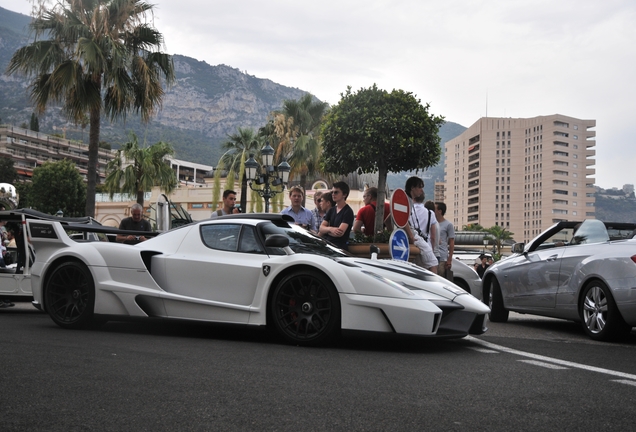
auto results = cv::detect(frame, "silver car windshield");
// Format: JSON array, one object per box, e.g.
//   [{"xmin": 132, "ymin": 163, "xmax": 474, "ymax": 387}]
[{"xmin": 570, "ymin": 219, "xmax": 609, "ymax": 245}]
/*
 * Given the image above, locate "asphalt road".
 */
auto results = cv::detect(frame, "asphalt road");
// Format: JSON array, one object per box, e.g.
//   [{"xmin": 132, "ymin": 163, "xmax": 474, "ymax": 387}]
[{"xmin": 2, "ymin": 303, "xmax": 635, "ymax": 431}]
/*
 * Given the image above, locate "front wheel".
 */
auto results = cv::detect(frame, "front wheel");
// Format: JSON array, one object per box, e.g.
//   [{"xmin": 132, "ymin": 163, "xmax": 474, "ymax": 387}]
[
  {"xmin": 44, "ymin": 261, "xmax": 96, "ymax": 329},
  {"xmin": 580, "ymin": 281, "xmax": 631, "ymax": 341},
  {"xmin": 488, "ymin": 278, "xmax": 509, "ymax": 322},
  {"xmin": 270, "ymin": 270, "xmax": 341, "ymax": 346}
]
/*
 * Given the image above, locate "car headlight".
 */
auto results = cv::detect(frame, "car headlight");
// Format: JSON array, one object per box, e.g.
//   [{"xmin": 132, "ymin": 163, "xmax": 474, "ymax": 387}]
[
  {"xmin": 442, "ymin": 284, "xmax": 467, "ymax": 296},
  {"xmin": 361, "ymin": 271, "xmax": 415, "ymax": 296}
]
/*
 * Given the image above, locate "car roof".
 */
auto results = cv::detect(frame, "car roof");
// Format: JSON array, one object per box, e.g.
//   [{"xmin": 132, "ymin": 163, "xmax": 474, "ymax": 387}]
[{"xmin": 0, "ymin": 208, "xmax": 100, "ymax": 225}]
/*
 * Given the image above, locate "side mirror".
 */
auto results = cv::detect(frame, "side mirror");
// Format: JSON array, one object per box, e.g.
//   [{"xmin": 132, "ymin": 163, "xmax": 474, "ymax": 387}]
[
  {"xmin": 265, "ymin": 234, "xmax": 290, "ymax": 248},
  {"xmin": 511, "ymin": 242, "xmax": 525, "ymax": 254}
]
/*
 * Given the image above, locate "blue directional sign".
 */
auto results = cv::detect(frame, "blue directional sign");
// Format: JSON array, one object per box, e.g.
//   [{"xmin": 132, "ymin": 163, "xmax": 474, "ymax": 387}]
[{"xmin": 389, "ymin": 228, "xmax": 409, "ymax": 261}]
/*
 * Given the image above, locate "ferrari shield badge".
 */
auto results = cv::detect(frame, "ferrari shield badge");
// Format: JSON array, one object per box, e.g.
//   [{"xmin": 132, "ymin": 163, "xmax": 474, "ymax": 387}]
[{"xmin": 262, "ymin": 265, "xmax": 271, "ymax": 276}]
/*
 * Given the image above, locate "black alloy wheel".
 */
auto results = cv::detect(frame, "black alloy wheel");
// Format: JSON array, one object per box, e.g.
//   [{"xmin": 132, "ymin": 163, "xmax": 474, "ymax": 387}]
[
  {"xmin": 44, "ymin": 261, "xmax": 96, "ymax": 329},
  {"xmin": 270, "ymin": 270, "xmax": 340, "ymax": 346}
]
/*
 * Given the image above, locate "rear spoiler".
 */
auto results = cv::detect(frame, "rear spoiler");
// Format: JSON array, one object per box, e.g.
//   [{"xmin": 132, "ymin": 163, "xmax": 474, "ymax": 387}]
[{"xmin": 28, "ymin": 220, "xmax": 162, "ymax": 240}]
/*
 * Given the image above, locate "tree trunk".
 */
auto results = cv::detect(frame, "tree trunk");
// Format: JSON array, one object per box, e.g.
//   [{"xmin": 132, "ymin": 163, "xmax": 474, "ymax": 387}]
[
  {"xmin": 374, "ymin": 164, "xmax": 388, "ymax": 242},
  {"xmin": 85, "ymin": 105, "xmax": 101, "ymax": 218}
]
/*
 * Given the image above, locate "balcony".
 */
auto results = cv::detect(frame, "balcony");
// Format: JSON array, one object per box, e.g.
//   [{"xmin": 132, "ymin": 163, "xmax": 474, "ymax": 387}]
[{"xmin": 468, "ymin": 188, "xmax": 479, "ymax": 197}]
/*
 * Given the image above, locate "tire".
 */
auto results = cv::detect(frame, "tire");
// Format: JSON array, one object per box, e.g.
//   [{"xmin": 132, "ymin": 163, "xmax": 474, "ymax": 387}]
[
  {"xmin": 270, "ymin": 270, "xmax": 341, "ymax": 346},
  {"xmin": 579, "ymin": 280, "xmax": 631, "ymax": 341},
  {"xmin": 488, "ymin": 278, "xmax": 509, "ymax": 322},
  {"xmin": 44, "ymin": 261, "xmax": 96, "ymax": 329}
]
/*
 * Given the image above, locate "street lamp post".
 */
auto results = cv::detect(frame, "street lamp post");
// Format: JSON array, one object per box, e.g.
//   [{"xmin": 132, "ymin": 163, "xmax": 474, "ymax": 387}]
[
  {"xmin": 483, "ymin": 237, "xmax": 489, "ymax": 254},
  {"xmin": 244, "ymin": 143, "xmax": 291, "ymax": 213}
]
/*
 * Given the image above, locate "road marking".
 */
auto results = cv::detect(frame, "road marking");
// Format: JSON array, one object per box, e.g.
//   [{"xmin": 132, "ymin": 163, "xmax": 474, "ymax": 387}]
[
  {"xmin": 519, "ymin": 360, "xmax": 569, "ymax": 370},
  {"xmin": 467, "ymin": 336, "xmax": 636, "ymax": 381},
  {"xmin": 468, "ymin": 347, "xmax": 499, "ymax": 354},
  {"xmin": 611, "ymin": 380, "xmax": 636, "ymax": 387}
]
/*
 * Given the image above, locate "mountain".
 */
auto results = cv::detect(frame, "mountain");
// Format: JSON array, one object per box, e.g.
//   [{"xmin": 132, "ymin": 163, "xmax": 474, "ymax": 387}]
[
  {"xmin": 0, "ymin": 7, "xmax": 308, "ymax": 166},
  {"xmin": 0, "ymin": 6, "xmax": 468, "ymax": 197}
]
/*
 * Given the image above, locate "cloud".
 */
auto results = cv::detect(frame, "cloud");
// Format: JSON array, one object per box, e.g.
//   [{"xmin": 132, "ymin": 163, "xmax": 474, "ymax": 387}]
[{"xmin": 2, "ymin": 0, "xmax": 635, "ymax": 188}]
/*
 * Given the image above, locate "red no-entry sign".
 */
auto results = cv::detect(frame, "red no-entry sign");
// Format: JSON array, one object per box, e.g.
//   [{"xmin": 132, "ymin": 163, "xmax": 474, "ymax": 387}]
[{"xmin": 390, "ymin": 188, "xmax": 410, "ymax": 228}]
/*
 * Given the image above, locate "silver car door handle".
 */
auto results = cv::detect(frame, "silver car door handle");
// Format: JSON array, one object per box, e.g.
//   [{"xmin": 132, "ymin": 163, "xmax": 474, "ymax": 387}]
[{"xmin": 546, "ymin": 254, "xmax": 558, "ymax": 262}]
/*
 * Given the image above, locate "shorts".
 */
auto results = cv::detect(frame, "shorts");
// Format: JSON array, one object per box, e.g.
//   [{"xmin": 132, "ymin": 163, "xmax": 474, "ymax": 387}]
[{"xmin": 414, "ymin": 236, "xmax": 438, "ymax": 269}]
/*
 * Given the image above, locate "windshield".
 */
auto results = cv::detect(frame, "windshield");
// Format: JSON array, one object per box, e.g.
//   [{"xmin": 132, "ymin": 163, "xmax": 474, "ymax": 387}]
[{"xmin": 259, "ymin": 222, "xmax": 349, "ymax": 257}]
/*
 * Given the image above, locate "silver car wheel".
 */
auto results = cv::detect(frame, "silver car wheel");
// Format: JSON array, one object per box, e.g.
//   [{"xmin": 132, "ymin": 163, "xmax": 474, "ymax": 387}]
[
  {"xmin": 579, "ymin": 280, "xmax": 631, "ymax": 341},
  {"xmin": 582, "ymin": 285, "xmax": 607, "ymax": 334}
]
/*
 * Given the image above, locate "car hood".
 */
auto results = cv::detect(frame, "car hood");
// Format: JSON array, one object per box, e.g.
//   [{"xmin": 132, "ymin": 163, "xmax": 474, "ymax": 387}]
[{"xmin": 334, "ymin": 257, "xmax": 477, "ymax": 301}]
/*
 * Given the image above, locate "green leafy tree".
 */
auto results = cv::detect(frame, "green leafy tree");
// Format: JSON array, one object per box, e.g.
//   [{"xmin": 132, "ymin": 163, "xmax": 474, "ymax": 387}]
[
  {"xmin": 30, "ymin": 113, "xmax": 39, "ymax": 132},
  {"xmin": 218, "ymin": 127, "xmax": 262, "ymax": 211},
  {"xmin": 7, "ymin": 0, "xmax": 175, "ymax": 217},
  {"xmin": 104, "ymin": 133, "xmax": 177, "ymax": 206},
  {"xmin": 322, "ymin": 84, "xmax": 444, "ymax": 239},
  {"xmin": 483, "ymin": 225, "xmax": 514, "ymax": 257},
  {"xmin": 0, "ymin": 158, "xmax": 18, "ymax": 184},
  {"xmin": 30, "ymin": 160, "xmax": 86, "ymax": 216}
]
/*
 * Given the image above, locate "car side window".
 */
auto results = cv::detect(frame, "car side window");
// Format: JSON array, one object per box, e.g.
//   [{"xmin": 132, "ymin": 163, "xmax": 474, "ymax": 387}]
[
  {"xmin": 535, "ymin": 227, "xmax": 575, "ymax": 251},
  {"xmin": 239, "ymin": 225, "xmax": 265, "ymax": 254},
  {"xmin": 200, "ymin": 224, "xmax": 241, "ymax": 251}
]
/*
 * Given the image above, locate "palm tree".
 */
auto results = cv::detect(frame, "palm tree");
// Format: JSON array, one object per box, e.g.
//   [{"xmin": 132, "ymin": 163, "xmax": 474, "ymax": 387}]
[
  {"xmin": 218, "ymin": 127, "xmax": 262, "ymax": 212},
  {"xmin": 7, "ymin": 0, "xmax": 175, "ymax": 217},
  {"xmin": 274, "ymin": 93, "xmax": 329, "ymax": 201},
  {"xmin": 103, "ymin": 133, "xmax": 176, "ymax": 206},
  {"xmin": 483, "ymin": 225, "xmax": 515, "ymax": 256}
]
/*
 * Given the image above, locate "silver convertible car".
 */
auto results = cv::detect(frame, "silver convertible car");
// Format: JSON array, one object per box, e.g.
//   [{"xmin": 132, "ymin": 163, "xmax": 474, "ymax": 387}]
[
  {"xmin": 27, "ymin": 214, "xmax": 489, "ymax": 346},
  {"xmin": 482, "ymin": 219, "xmax": 636, "ymax": 341}
]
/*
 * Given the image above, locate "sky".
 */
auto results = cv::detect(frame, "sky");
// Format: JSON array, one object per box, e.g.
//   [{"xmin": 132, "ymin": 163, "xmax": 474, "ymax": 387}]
[{"xmin": 2, "ymin": 0, "xmax": 635, "ymax": 189}]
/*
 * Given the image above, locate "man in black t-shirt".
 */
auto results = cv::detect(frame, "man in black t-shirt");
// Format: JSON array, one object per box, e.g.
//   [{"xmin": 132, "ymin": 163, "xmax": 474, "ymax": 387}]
[
  {"xmin": 319, "ymin": 181, "xmax": 354, "ymax": 250},
  {"xmin": 117, "ymin": 203, "xmax": 151, "ymax": 244}
]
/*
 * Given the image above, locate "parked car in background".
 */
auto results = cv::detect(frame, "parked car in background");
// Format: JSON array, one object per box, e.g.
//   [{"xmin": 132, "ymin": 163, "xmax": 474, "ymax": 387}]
[
  {"xmin": 0, "ymin": 209, "xmax": 102, "ymax": 301},
  {"xmin": 448, "ymin": 258, "xmax": 483, "ymax": 301},
  {"xmin": 482, "ymin": 219, "xmax": 636, "ymax": 341},
  {"xmin": 27, "ymin": 214, "xmax": 490, "ymax": 346}
]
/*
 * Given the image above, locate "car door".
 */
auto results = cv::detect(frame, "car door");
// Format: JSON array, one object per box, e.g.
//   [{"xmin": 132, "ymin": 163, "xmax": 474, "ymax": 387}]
[
  {"xmin": 556, "ymin": 220, "xmax": 610, "ymax": 302},
  {"xmin": 159, "ymin": 222, "xmax": 267, "ymax": 323},
  {"xmin": 503, "ymin": 226, "xmax": 574, "ymax": 309}
]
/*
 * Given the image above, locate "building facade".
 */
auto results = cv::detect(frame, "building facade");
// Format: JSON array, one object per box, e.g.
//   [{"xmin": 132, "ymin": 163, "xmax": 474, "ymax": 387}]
[
  {"xmin": 0, "ymin": 125, "xmax": 114, "ymax": 181},
  {"xmin": 444, "ymin": 115, "xmax": 596, "ymax": 243}
]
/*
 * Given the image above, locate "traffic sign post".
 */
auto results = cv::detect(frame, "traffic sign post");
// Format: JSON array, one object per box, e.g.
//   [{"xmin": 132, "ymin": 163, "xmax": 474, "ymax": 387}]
[
  {"xmin": 390, "ymin": 228, "xmax": 409, "ymax": 261},
  {"xmin": 390, "ymin": 188, "xmax": 410, "ymax": 228}
]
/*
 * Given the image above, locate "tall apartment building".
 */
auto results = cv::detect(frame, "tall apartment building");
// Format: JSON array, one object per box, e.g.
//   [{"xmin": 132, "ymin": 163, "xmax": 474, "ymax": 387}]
[
  {"xmin": 444, "ymin": 115, "xmax": 596, "ymax": 243},
  {"xmin": 0, "ymin": 125, "xmax": 113, "ymax": 181}
]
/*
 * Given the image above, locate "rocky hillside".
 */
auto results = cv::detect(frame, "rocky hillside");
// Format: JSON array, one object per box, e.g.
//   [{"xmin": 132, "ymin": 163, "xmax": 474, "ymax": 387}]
[
  {"xmin": 0, "ymin": 7, "xmax": 307, "ymax": 166},
  {"xmin": 0, "ymin": 5, "xmax": 468, "ymax": 189}
]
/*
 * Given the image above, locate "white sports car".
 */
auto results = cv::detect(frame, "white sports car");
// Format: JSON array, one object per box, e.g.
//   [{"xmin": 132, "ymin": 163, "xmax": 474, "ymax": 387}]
[{"xmin": 27, "ymin": 214, "xmax": 489, "ymax": 346}]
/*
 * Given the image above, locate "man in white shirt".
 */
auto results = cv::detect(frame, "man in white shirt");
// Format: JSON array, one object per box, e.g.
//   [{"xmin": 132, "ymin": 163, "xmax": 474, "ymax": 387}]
[{"xmin": 404, "ymin": 176, "xmax": 438, "ymax": 273}]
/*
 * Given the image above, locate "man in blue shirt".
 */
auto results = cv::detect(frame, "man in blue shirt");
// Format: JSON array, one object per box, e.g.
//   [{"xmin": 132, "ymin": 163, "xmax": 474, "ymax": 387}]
[{"xmin": 281, "ymin": 186, "xmax": 315, "ymax": 230}]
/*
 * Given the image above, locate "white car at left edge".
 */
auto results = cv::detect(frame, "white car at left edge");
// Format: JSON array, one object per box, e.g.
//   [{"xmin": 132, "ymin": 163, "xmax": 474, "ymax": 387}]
[{"xmin": 27, "ymin": 214, "xmax": 490, "ymax": 346}]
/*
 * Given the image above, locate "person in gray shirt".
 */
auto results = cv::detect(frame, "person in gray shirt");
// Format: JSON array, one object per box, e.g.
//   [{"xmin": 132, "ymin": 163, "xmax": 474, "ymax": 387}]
[{"xmin": 435, "ymin": 202, "xmax": 455, "ymax": 280}]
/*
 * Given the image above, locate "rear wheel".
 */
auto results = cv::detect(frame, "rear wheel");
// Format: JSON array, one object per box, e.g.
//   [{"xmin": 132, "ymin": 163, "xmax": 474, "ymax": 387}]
[
  {"xmin": 44, "ymin": 261, "xmax": 96, "ymax": 329},
  {"xmin": 488, "ymin": 278, "xmax": 509, "ymax": 322},
  {"xmin": 270, "ymin": 270, "xmax": 340, "ymax": 346},
  {"xmin": 580, "ymin": 281, "xmax": 631, "ymax": 341}
]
